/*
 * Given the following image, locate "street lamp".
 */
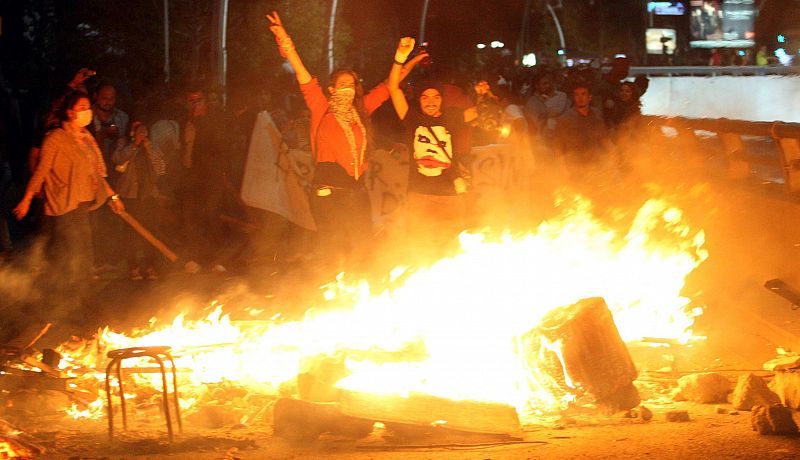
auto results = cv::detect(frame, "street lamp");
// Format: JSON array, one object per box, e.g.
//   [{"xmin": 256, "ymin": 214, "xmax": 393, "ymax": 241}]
[
  {"xmin": 546, "ymin": 2, "xmax": 566, "ymax": 62},
  {"xmin": 328, "ymin": 0, "xmax": 339, "ymax": 75},
  {"xmin": 522, "ymin": 53, "xmax": 537, "ymax": 67},
  {"xmin": 163, "ymin": 0, "xmax": 170, "ymax": 83},
  {"xmin": 420, "ymin": 0, "xmax": 431, "ymax": 44}
]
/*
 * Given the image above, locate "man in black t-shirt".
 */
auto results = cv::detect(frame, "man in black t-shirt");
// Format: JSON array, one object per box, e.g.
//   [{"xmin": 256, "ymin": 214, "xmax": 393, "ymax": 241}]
[
  {"xmin": 403, "ymin": 98, "xmax": 467, "ymax": 196},
  {"xmin": 388, "ymin": 38, "xmax": 479, "ymax": 259}
]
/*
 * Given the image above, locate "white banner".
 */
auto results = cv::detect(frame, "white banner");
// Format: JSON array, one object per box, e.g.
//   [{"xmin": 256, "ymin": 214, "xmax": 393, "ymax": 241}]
[{"xmin": 240, "ymin": 111, "xmax": 316, "ymax": 230}]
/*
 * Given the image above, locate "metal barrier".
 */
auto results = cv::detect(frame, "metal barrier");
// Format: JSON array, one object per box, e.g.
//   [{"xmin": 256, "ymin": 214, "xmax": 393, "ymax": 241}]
[
  {"xmin": 641, "ymin": 115, "xmax": 800, "ymax": 193},
  {"xmin": 641, "ymin": 116, "xmax": 800, "ymax": 138},
  {"xmin": 630, "ymin": 66, "xmax": 800, "ymax": 77}
]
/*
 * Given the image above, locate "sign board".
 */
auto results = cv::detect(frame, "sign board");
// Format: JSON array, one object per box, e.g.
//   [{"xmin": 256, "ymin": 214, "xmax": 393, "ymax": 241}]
[
  {"xmin": 690, "ymin": 0, "xmax": 755, "ymax": 48},
  {"xmin": 646, "ymin": 28, "xmax": 677, "ymax": 54},
  {"xmin": 647, "ymin": 2, "xmax": 686, "ymax": 16}
]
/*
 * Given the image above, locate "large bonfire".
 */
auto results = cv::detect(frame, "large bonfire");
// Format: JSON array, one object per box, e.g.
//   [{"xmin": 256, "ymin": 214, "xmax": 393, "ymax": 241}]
[{"xmin": 54, "ymin": 195, "xmax": 708, "ymax": 426}]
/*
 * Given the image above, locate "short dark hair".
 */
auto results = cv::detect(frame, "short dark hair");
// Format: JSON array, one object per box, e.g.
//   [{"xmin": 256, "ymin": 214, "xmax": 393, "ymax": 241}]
[
  {"xmin": 95, "ymin": 82, "xmax": 116, "ymax": 93},
  {"xmin": 571, "ymin": 82, "xmax": 592, "ymax": 95}
]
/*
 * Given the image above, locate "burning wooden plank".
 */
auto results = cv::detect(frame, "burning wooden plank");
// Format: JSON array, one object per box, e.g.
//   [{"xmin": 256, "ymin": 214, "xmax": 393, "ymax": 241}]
[
  {"xmin": 274, "ymin": 390, "xmax": 521, "ymax": 441},
  {"xmin": 1, "ymin": 323, "xmax": 60, "ymax": 377},
  {"xmin": 528, "ymin": 297, "xmax": 640, "ymax": 412},
  {"xmin": 338, "ymin": 390, "xmax": 521, "ymax": 436},
  {"xmin": 273, "ymin": 397, "xmax": 373, "ymax": 442},
  {"xmin": 0, "ymin": 418, "xmax": 46, "ymax": 457}
]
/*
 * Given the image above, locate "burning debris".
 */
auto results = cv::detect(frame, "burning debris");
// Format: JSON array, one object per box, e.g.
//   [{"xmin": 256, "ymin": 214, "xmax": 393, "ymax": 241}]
[
  {"xmin": 526, "ymin": 297, "xmax": 640, "ymax": 414},
  {"xmin": 1, "ymin": 195, "xmax": 726, "ymax": 453},
  {"xmin": 0, "ymin": 418, "xmax": 46, "ymax": 458}
]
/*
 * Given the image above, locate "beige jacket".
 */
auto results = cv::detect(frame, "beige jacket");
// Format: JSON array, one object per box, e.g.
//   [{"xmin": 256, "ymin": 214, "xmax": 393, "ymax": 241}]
[{"xmin": 27, "ymin": 124, "xmax": 111, "ymax": 216}]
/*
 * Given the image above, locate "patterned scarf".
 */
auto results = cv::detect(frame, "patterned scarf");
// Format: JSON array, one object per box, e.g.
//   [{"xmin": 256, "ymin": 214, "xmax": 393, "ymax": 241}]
[{"xmin": 329, "ymin": 89, "xmax": 367, "ymax": 180}]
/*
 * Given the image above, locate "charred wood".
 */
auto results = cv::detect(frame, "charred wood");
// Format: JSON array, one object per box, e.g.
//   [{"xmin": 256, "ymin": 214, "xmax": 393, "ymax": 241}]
[
  {"xmin": 338, "ymin": 390, "xmax": 521, "ymax": 436},
  {"xmin": 273, "ymin": 398, "xmax": 373, "ymax": 442}
]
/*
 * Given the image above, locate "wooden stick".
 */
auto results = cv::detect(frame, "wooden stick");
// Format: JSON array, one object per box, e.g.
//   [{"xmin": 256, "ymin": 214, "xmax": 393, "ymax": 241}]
[
  {"xmin": 23, "ymin": 323, "xmax": 52, "ymax": 350},
  {"xmin": 117, "ymin": 210, "xmax": 179, "ymax": 262},
  {"xmin": 3, "ymin": 323, "xmax": 52, "ymax": 351},
  {"xmin": 20, "ymin": 355, "xmax": 61, "ymax": 378}
]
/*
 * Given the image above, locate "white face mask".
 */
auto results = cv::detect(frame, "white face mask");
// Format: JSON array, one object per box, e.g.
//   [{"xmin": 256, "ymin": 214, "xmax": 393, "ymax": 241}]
[{"xmin": 74, "ymin": 108, "xmax": 93, "ymax": 127}]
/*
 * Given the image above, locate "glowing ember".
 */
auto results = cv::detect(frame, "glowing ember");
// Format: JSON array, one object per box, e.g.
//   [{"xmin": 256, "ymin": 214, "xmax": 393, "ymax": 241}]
[
  {"xmin": 0, "ymin": 440, "xmax": 24, "ymax": 458},
  {"xmin": 59, "ymin": 196, "xmax": 707, "ymax": 424}
]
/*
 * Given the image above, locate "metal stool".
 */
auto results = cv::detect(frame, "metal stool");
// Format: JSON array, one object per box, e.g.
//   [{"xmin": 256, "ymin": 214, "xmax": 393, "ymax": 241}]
[{"xmin": 105, "ymin": 346, "xmax": 182, "ymax": 442}]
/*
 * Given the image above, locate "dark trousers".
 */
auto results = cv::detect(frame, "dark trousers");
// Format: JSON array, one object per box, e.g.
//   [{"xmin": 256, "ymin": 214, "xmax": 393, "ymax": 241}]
[
  {"xmin": 186, "ymin": 180, "xmax": 226, "ymax": 266},
  {"xmin": 91, "ymin": 203, "xmax": 122, "ymax": 267},
  {"xmin": 309, "ymin": 186, "xmax": 372, "ymax": 272},
  {"xmin": 51, "ymin": 206, "xmax": 93, "ymax": 285}
]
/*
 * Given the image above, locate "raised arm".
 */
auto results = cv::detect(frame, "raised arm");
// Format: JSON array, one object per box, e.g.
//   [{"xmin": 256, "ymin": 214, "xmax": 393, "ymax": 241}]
[
  {"xmin": 388, "ymin": 37, "xmax": 416, "ymax": 120},
  {"xmin": 397, "ymin": 49, "xmax": 430, "ymax": 83},
  {"xmin": 266, "ymin": 11, "xmax": 312, "ymax": 85}
]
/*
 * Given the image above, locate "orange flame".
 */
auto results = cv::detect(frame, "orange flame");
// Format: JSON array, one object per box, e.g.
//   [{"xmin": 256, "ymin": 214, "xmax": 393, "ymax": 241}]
[{"xmin": 60, "ymin": 196, "xmax": 707, "ymax": 424}]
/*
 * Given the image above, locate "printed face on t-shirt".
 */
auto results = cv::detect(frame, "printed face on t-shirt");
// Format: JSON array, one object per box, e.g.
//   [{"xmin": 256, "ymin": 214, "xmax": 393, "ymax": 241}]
[{"xmin": 413, "ymin": 124, "xmax": 452, "ymax": 177}]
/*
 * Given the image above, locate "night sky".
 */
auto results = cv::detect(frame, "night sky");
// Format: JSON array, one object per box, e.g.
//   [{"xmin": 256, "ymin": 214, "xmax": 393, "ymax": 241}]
[
  {"xmin": 343, "ymin": 0, "xmax": 527, "ymax": 60},
  {"xmin": 0, "ymin": 0, "xmax": 792, "ymax": 98}
]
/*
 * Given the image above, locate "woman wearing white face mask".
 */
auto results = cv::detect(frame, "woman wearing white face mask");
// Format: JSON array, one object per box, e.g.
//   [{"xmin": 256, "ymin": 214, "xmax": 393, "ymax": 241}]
[
  {"xmin": 14, "ymin": 90, "xmax": 124, "ymax": 283},
  {"xmin": 266, "ymin": 11, "xmax": 423, "ymax": 272}
]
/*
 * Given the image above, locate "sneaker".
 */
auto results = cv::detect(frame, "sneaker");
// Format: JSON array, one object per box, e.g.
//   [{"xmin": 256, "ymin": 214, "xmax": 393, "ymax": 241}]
[
  {"xmin": 130, "ymin": 267, "xmax": 143, "ymax": 281},
  {"xmin": 145, "ymin": 267, "xmax": 158, "ymax": 281}
]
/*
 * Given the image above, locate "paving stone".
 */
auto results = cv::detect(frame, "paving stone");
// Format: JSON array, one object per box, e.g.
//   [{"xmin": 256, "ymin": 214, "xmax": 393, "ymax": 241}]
[
  {"xmin": 763, "ymin": 355, "xmax": 800, "ymax": 372},
  {"xmin": 665, "ymin": 410, "xmax": 690, "ymax": 422},
  {"xmin": 732, "ymin": 373, "xmax": 780, "ymax": 411},
  {"xmin": 750, "ymin": 404, "xmax": 799, "ymax": 435},
  {"xmin": 769, "ymin": 371, "xmax": 800, "ymax": 410},
  {"xmin": 676, "ymin": 372, "xmax": 731, "ymax": 403}
]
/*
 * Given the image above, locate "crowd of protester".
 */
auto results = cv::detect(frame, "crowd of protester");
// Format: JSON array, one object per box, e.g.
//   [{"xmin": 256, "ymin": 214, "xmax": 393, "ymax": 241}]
[{"xmin": 0, "ymin": 12, "xmax": 650, "ymax": 294}]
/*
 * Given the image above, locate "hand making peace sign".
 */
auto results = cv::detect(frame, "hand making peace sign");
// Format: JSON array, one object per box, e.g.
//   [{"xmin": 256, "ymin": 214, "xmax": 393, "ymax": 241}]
[{"xmin": 266, "ymin": 11, "xmax": 288, "ymax": 40}]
